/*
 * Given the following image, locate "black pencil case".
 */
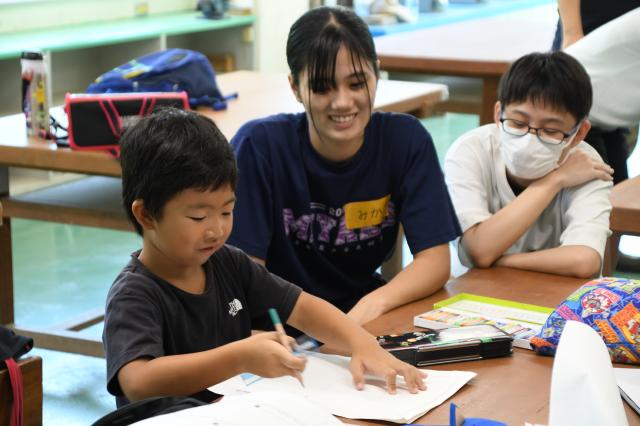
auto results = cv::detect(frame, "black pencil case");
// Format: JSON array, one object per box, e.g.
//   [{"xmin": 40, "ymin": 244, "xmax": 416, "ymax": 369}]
[
  {"xmin": 64, "ymin": 92, "xmax": 190, "ymax": 156},
  {"xmin": 377, "ymin": 324, "xmax": 513, "ymax": 367}
]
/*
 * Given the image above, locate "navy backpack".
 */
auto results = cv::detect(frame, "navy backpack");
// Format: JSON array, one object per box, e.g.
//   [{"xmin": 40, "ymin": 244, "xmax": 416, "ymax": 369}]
[{"xmin": 86, "ymin": 49, "xmax": 236, "ymax": 110}]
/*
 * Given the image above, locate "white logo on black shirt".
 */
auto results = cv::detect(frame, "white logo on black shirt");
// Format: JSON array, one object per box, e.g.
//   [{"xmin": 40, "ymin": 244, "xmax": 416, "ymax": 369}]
[{"xmin": 228, "ymin": 298, "xmax": 243, "ymax": 316}]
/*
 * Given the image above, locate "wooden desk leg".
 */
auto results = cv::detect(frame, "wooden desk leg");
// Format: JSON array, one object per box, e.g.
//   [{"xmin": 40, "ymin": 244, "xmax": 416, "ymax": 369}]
[
  {"xmin": 480, "ymin": 76, "xmax": 499, "ymax": 125},
  {"xmin": 0, "ymin": 218, "xmax": 14, "ymax": 325},
  {"xmin": 603, "ymin": 232, "xmax": 621, "ymax": 277},
  {"xmin": 0, "ymin": 166, "xmax": 14, "ymax": 326}
]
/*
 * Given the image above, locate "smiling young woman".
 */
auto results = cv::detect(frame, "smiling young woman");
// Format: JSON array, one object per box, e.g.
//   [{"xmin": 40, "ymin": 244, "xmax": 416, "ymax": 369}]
[{"xmin": 227, "ymin": 6, "xmax": 461, "ymax": 327}]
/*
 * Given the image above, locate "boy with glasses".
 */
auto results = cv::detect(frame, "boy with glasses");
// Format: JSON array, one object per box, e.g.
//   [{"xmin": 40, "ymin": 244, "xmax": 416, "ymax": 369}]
[{"xmin": 444, "ymin": 51, "xmax": 613, "ymax": 278}]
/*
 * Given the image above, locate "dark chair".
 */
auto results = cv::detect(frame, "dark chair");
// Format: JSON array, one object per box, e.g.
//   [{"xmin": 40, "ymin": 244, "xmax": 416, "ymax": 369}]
[{"xmin": 92, "ymin": 396, "xmax": 207, "ymax": 426}]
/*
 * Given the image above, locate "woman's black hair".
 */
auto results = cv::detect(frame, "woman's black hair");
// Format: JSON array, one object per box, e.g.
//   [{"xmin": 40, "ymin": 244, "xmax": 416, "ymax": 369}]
[
  {"xmin": 119, "ymin": 108, "xmax": 237, "ymax": 236},
  {"xmin": 286, "ymin": 6, "xmax": 379, "ymax": 94},
  {"xmin": 498, "ymin": 51, "xmax": 592, "ymax": 122}
]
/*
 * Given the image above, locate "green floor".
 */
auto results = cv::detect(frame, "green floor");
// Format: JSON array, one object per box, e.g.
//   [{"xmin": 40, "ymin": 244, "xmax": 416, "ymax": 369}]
[
  {"xmin": 10, "ymin": 112, "xmax": 640, "ymax": 424},
  {"xmin": 13, "ymin": 222, "xmax": 141, "ymax": 425}
]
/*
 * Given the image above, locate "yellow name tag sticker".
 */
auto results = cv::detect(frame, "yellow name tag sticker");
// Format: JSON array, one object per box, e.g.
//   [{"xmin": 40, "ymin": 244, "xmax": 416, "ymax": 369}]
[{"xmin": 344, "ymin": 195, "xmax": 390, "ymax": 230}]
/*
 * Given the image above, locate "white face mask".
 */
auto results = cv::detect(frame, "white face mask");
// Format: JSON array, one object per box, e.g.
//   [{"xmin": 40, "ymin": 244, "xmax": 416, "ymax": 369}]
[{"xmin": 499, "ymin": 131, "xmax": 571, "ymax": 180}]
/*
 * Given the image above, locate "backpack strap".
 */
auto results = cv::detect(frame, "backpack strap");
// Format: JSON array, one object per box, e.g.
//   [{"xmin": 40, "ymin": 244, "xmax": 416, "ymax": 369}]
[
  {"xmin": 189, "ymin": 92, "xmax": 238, "ymax": 110},
  {"xmin": 5, "ymin": 357, "xmax": 23, "ymax": 426}
]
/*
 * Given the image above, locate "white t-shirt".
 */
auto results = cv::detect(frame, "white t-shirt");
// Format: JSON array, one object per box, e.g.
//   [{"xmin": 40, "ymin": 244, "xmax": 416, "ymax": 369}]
[
  {"xmin": 444, "ymin": 124, "xmax": 612, "ymax": 268},
  {"xmin": 566, "ymin": 7, "xmax": 640, "ymax": 129}
]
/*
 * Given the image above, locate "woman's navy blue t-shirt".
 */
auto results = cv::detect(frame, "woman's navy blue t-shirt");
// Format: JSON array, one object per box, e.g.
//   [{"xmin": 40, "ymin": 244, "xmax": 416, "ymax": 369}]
[{"xmin": 228, "ymin": 112, "xmax": 460, "ymax": 312}]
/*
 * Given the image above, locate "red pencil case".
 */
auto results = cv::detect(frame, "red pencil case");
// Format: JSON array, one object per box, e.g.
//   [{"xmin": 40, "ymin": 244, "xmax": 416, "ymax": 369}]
[{"xmin": 64, "ymin": 92, "xmax": 189, "ymax": 156}]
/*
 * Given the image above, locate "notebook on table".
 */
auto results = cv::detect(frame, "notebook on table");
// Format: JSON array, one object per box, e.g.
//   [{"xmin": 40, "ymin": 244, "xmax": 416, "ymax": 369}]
[{"xmin": 414, "ymin": 293, "xmax": 553, "ymax": 350}]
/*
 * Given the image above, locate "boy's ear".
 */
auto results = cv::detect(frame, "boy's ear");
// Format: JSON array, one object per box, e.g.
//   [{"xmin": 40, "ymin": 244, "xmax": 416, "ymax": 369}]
[
  {"xmin": 493, "ymin": 101, "xmax": 502, "ymax": 126},
  {"xmin": 131, "ymin": 199, "xmax": 156, "ymax": 231},
  {"xmin": 288, "ymin": 74, "xmax": 302, "ymax": 103},
  {"xmin": 572, "ymin": 119, "xmax": 592, "ymax": 147}
]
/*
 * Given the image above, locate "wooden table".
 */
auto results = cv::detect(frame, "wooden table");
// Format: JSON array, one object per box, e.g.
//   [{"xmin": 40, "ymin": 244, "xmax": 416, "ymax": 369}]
[
  {"xmin": 374, "ymin": 5, "xmax": 555, "ymax": 124},
  {"xmin": 0, "ymin": 71, "xmax": 447, "ymax": 357},
  {"xmin": 349, "ymin": 267, "xmax": 640, "ymax": 425},
  {"xmin": 603, "ymin": 175, "xmax": 640, "ymax": 276}
]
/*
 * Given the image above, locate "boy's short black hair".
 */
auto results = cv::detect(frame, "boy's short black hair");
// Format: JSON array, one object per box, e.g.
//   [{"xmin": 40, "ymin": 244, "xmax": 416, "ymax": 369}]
[
  {"xmin": 120, "ymin": 108, "xmax": 237, "ymax": 236},
  {"xmin": 498, "ymin": 51, "xmax": 592, "ymax": 122}
]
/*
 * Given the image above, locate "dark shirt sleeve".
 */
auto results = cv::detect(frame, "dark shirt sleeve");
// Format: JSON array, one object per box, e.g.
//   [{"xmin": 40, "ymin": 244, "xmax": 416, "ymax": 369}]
[
  {"xmin": 398, "ymin": 118, "xmax": 462, "ymax": 254},
  {"xmin": 103, "ymin": 274, "xmax": 165, "ymax": 397},
  {"xmin": 228, "ymin": 122, "xmax": 275, "ymax": 260},
  {"xmin": 226, "ymin": 245, "xmax": 302, "ymax": 329}
]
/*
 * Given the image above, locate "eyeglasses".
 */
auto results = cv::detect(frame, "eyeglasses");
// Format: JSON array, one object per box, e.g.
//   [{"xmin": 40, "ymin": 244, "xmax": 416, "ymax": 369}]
[{"xmin": 499, "ymin": 117, "xmax": 581, "ymax": 145}]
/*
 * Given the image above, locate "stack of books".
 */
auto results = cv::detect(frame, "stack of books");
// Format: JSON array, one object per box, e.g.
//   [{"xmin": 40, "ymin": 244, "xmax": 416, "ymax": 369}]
[{"xmin": 413, "ymin": 293, "xmax": 553, "ymax": 350}]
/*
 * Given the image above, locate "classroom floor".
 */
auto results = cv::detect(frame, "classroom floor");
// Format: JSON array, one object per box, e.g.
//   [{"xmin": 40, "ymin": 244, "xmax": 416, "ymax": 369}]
[{"xmin": 10, "ymin": 112, "xmax": 640, "ymax": 425}]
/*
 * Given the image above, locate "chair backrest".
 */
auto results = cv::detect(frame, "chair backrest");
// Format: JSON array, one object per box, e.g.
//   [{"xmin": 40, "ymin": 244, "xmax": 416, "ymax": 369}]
[{"xmin": 91, "ymin": 396, "xmax": 207, "ymax": 426}]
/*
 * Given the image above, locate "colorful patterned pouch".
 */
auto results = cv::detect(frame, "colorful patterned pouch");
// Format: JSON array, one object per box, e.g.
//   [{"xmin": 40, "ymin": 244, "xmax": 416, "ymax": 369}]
[{"xmin": 530, "ymin": 277, "xmax": 640, "ymax": 364}]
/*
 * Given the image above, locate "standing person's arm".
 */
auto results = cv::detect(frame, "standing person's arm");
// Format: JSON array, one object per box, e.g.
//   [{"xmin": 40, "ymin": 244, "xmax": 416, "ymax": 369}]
[{"xmin": 558, "ymin": 0, "xmax": 584, "ymax": 48}]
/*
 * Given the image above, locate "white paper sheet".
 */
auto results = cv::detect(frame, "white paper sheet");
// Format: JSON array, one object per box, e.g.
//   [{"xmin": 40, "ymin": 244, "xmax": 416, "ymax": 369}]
[
  {"xmin": 209, "ymin": 373, "xmax": 249, "ymax": 395},
  {"xmin": 614, "ymin": 367, "xmax": 640, "ymax": 415},
  {"xmin": 549, "ymin": 321, "xmax": 628, "ymax": 426},
  {"xmin": 131, "ymin": 391, "xmax": 342, "ymax": 426},
  {"xmin": 244, "ymin": 353, "xmax": 476, "ymax": 423}
]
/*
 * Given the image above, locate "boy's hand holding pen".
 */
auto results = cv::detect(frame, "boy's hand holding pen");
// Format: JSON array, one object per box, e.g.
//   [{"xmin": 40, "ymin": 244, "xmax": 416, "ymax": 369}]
[{"xmin": 269, "ymin": 308, "xmax": 306, "ymax": 387}]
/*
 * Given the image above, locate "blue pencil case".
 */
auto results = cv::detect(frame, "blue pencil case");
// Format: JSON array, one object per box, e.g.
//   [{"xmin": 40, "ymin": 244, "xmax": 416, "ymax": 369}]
[{"xmin": 531, "ymin": 277, "xmax": 640, "ymax": 364}]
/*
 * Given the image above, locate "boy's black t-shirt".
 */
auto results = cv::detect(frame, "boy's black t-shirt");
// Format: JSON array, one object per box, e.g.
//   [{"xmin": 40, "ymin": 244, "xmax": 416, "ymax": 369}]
[{"xmin": 102, "ymin": 244, "xmax": 302, "ymax": 406}]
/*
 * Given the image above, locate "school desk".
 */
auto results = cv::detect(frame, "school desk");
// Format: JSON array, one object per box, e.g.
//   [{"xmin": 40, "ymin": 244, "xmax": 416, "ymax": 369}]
[
  {"xmin": 603, "ymin": 175, "xmax": 640, "ymax": 276},
  {"xmin": 0, "ymin": 356, "xmax": 42, "ymax": 426},
  {"xmin": 0, "ymin": 71, "xmax": 447, "ymax": 357},
  {"xmin": 374, "ymin": 4, "xmax": 556, "ymax": 125},
  {"xmin": 343, "ymin": 267, "xmax": 640, "ymax": 425},
  {"xmin": 367, "ymin": 0, "xmax": 555, "ymax": 37}
]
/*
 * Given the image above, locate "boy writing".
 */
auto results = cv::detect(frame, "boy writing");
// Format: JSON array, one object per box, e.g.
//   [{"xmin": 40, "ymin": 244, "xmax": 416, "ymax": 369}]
[
  {"xmin": 103, "ymin": 108, "xmax": 426, "ymax": 407},
  {"xmin": 444, "ymin": 52, "xmax": 613, "ymax": 278}
]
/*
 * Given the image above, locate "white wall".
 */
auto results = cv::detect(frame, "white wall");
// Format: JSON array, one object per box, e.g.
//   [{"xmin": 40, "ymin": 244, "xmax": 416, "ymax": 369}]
[
  {"xmin": 0, "ymin": 0, "xmax": 312, "ymax": 75},
  {"xmin": 253, "ymin": 0, "xmax": 309, "ymax": 73},
  {"xmin": 0, "ymin": 0, "xmax": 196, "ymax": 33}
]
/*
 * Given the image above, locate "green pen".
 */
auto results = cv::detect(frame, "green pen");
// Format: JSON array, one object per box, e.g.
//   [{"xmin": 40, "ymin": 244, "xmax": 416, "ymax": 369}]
[{"xmin": 268, "ymin": 308, "xmax": 305, "ymax": 387}]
